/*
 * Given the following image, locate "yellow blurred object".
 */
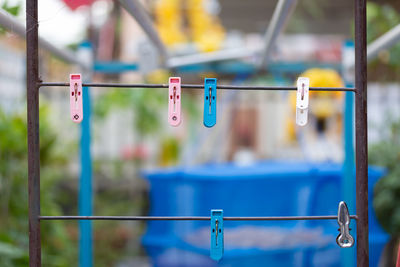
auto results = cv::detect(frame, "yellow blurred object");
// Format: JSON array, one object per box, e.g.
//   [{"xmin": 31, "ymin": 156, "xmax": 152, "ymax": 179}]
[
  {"xmin": 155, "ymin": 0, "xmax": 187, "ymax": 46},
  {"xmin": 301, "ymin": 68, "xmax": 344, "ymax": 98},
  {"xmin": 159, "ymin": 137, "xmax": 180, "ymax": 166},
  {"xmin": 289, "ymin": 68, "xmax": 344, "ymax": 118},
  {"xmin": 286, "ymin": 68, "xmax": 344, "ymax": 142},
  {"xmin": 145, "ymin": 69, "xmax": 171, "ymax": 83},
  {"xmin": 187, "ymin": 0, "xmax": 225, "ymax": 52},
  {"xmin": 154, "ymin": 0, "xmax": 225, "ymax": 52}
]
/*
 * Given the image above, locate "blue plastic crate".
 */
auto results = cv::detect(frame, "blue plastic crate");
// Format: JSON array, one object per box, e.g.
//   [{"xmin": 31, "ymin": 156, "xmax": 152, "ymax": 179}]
[{"xmin": 142, "ymin": 161, "xmax": 388, "ymax": 267}]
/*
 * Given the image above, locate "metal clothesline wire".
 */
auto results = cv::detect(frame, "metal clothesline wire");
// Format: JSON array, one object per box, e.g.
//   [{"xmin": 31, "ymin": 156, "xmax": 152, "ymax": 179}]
[
  {"xmin": 39, "ymin": 82, "xmax": 355, "ymax": 92},
  {"xmin": 39, "ymin": 215, "xmax": 358, "ymax": 221}
]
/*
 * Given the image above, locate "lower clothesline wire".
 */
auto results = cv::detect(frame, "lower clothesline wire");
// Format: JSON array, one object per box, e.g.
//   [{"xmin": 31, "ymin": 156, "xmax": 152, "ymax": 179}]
[{"xmin": 39, "ymin": 215, "xmax": 358, "ymax": 221}]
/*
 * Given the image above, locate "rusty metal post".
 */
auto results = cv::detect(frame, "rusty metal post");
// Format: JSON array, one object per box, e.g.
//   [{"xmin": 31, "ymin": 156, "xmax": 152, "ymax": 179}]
[
  {"xmin": 27, "ymin": 0, "xmax": 41, "ymax": 266},
  {"xmin": 355, "ymin": 0, "xmax": 368, "ymax": 266}
]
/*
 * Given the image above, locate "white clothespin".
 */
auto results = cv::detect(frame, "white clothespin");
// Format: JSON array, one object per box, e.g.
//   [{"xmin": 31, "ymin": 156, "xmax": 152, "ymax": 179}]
[{"xmin": 296, "ymin": 77, "xmax": 309, "ymax": 126}]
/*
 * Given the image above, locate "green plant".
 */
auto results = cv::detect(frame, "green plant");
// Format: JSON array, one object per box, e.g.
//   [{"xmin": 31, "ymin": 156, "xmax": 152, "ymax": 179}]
[
  {"xmin": 0, "ymin": 0, "xmax": 21, "ymax": 34},
  {"xmin": 1, "ymin": 0, "xmax": 21, "ymax": 16},
  {"xmin": 370, "ymin": 117, "xmax": 400, "ymax": 235},
  {"xmin": 94, "ymin": 88, "xmax": 165, "ymax": 136},
  {"xmin": 0, "ymin": 105, "xmax": 77, "ymax": 266},
  {"xmin": 367, "ymin": 2, "xmax": 400, "ymax": 81},
  {"xmin": 94, "ymin": 86, "xmax": 198, "ymax": 136}
]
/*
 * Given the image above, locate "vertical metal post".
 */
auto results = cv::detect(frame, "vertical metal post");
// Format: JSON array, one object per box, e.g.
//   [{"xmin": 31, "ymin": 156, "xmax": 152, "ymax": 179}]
[
  {"xmin": 78, "ymin": 42, "xmax": 94, "ymax": 267},
  {"xmin": 355, "ymin": 0, "xmax": 368, "ymax": 266},
  {"xmin": 342, "ymin": 40, "xmax": 356, "ymax": 267},
  {"xmin": 26, "ymin": 0, "xmax": 41, "ymax": 266},
  {"xmin": 79, "ymin": 83, "xmax": 93, "ymax": 267}
]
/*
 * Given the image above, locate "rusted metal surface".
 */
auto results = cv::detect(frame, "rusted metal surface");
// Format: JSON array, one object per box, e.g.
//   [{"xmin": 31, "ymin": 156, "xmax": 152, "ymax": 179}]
[
  {"xmin": 355, "ymin": 0, "xmax": 369, "ymax": 266},
  {"xmin": 26, "ymin": 0, "xmax": 41, "ymax": 266}
]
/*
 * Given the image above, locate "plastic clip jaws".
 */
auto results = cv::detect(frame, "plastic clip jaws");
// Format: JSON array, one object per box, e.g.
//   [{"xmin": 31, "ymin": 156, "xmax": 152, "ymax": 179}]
[
  {"xmin": 210, "ymin": 209, "xmax": 224, "ymax": 261},
  {"xmin": 203, "ymin": 78, "xmax": 217, "ymax": 127},
  {"xmin": 70, "ymin": 74, "xmax": 83, "ymax": 123},
  {"xmin": 296, "ymin": 77, "xmax": 309, "ymax": 126},
  {"xmin": 168, "ymin": 77, "xmax": 181, "ymax": 126},
  {"xmin": 336, "ymin": 201, "xmax": 354, "ymax": 248}
]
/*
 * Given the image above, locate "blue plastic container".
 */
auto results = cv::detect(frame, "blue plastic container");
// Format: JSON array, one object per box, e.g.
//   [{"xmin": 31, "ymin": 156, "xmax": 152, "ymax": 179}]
[{"xmin": 142, "ymin": 161, "xmax": 388, "ymax": 267}]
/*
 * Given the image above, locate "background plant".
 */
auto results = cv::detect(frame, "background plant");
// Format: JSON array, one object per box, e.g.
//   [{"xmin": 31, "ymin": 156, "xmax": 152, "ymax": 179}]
[{"xmin": 0, "ymin": 105, "xmax": 77, "ymax": 267}]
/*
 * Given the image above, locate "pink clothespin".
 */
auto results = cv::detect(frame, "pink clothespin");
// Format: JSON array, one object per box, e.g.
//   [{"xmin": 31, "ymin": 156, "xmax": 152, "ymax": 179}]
[
  {"xmin": 168, "ymin": 77, "xmax": 181, "ymax": 126},
  {"xmin": 69, "ymin": 74, "xmax": 83, "ymax": 123}
]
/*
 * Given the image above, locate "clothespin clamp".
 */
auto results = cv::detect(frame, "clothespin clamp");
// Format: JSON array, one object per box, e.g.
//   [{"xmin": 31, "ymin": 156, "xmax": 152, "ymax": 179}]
[
  {"xmin": 203, "ymin": 78, "xmax": 217, "ymax": 127},
  {"xmin": 168, "ymin": 77, "xmax": 181, "ymax": 126},
  {"xmin": 336, "ymin": 201, "xmax": 354, "ymax": 248},
  {"xmin": 210, "ymin": 209, "xmax": 224, "ymax": 261},
  {"xmin": 296, "ymin": 77, "xmax": 309, "ymax": 126},
  {"xmin": 70, "ymin": 74, "xmax": 83, "ymax": 123}
]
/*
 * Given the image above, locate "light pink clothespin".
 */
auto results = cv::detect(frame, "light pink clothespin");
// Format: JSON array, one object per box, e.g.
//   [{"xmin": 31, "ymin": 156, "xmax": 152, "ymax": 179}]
[
  {"xmin": 168, "ymin": 77, "xmax": 181, "ymax": 126},
  {"xmin": 70, "ymin": 74, "xmax": 83, "ymax": 123}
]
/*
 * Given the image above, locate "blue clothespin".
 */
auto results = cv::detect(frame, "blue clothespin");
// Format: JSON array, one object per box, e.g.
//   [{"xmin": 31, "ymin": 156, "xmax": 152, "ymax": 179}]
[
  {"xmin": 210, "ymin": 209, "xmax": 224, "ymax": 261},
  {"xmin": 203, "ymin": 78, "xmax": 217, "ymax": 127}
]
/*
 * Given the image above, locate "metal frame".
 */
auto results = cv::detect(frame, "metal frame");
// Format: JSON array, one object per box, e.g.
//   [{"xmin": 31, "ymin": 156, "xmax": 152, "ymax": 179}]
[
  {"xmin": 26, "ymin": 0, "xmax": 368, "ymax": 266},
  {"xmin": 118, "ymin": 0, "xmax": 169, "ymax": 67},
  {"xmin": 258, "ymin": 0, "xmax": 298, "ymax": 68},
  {"xmin": 0, "ymin": 8, "xmax": 89, "ymax": 69},
  {"xmin": 367, "ymin": 23, "xmax": 400, "ymax": 61}
]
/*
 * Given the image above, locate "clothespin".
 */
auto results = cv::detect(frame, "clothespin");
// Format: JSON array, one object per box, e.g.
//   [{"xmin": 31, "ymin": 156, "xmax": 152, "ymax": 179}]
[
  {"xmin": 210, "ymin": 209, "xmax": 224, "ymax": 261},
  {"xmin": 336, "ymin": 201, "xmax": 354, "ymax": 248},
  {"xmin": 168, "ymin": 77, "xmax": 181, "ymax": 126},
  {"xmin": 203, "ymin": 78, "xmax": 217, "ymax": 127},
  {"xmin": 296, "ymin": 77, "xmax": 309, "ymax": 126},
  {"xmin": 70, "ymin": 74, "xmax": 83, "ymax": 123}
]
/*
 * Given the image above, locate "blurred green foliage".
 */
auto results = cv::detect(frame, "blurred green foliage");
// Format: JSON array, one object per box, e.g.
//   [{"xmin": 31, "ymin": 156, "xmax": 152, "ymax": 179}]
[
  {"xmin": 0, "ymin": 0, "xmax": 21, "ymax": 34},
  {"xmin": 367, "ymin": 2, "xmax": 400, "ymax": 80},
  {"xmin": 94, "ymin": 87, "xmax": 198, "ymax": 137},
  {"xmin": 367, "ymin": 2, "xmax": 400, "ymax": 46},
  {"xmin": 0, "ymin": 1, "xmax": 21, "ymax": 34},
  {"xmin": 0, "ymin": 105, "xmax": 77, "ymax": 266},
  {"xmin": 1, "ymin": 0, "xmax": 20, "ymax": 16},
  {"xmin": 94, "ymin": 88, "xmax": 165, "ymax": 136},
  {"xmin": 367, "ymin": 2, "xmax": 400, "ymax": 237},
  {"xmin": 0, "ymin": 104, "xmax": 143, "ymax": 266},
  {"xmin": 370, "ymin": 118, "xmax": 400, "ymax": 236}
]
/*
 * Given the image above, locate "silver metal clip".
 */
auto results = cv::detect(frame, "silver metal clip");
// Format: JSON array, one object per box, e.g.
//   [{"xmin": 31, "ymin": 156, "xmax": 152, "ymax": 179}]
[{"xmin": 336, "ymin": 201, "xmax": 354, "ymax": 248}]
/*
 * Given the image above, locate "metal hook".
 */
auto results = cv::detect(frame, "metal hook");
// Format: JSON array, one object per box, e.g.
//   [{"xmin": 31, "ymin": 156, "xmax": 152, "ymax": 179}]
[{"xmin": 336, "ymin": 201, "xmax": 354, "ymax": 248}]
